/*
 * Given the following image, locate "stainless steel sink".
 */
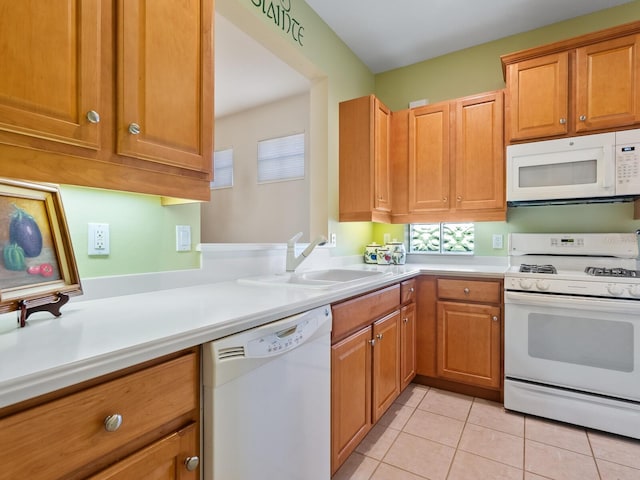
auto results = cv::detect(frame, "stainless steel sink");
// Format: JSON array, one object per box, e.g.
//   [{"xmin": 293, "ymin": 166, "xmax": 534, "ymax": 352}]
[{"xmin": 237, "ymin": 268, "xmax": 390, "ymax": 289}]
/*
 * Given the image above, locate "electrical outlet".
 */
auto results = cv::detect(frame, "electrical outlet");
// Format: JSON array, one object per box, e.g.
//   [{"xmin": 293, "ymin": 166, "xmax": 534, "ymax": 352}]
[
  {"xmin": 88, "ymin": 223, "xmax": 110, "ymax": 255},
  {"xmin": 329, "ymin": 233, "xmax": 337, "ymax": 247},
  {"xmin": 492, "ymin": 234, "xmax": 503, "ymax": 249}
]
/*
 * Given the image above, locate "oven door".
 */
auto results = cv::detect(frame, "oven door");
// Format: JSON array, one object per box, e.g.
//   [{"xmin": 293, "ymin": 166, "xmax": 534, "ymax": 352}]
[{"xmin": 504, "ymin": 291, "xmax": 640, "ymax": 401}]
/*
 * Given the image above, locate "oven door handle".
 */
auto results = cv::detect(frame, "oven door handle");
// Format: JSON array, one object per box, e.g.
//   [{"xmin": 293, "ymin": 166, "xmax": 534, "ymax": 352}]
[{"xmin": 504, "ymin": 291, "xmax": 640, "ymax": 314}]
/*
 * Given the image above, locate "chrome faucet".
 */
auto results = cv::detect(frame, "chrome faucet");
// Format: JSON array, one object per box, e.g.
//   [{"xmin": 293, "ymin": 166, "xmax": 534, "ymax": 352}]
[{"xmin": 286, "ymin": 232, "xmax": 327, "ymax": 272}]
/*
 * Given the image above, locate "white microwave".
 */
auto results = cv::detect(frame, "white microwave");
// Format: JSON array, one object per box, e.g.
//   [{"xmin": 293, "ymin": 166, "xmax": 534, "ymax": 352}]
[{"xmin": 506, "ymin": 129, "xmax": 640, "ymax": 205}]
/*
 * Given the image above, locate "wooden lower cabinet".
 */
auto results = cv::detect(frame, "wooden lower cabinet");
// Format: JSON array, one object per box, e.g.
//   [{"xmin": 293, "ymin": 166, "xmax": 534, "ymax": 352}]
[
  {"xmin": 372, "ymin": 311, "xmax": 401, "ymax": 422},
  {"xmin": 415, "ymin": 275, "xmax": 503, "ymax": 401},
  {"xmin": 0, "ymin": 349, "xmax": 200, "ymax": 480},
  {"xmin": 90, "ymin": 423, "xmax": 199, "ymax": 480},
  {"xmin": 437, "ymin": 301, "xmax": 501, "ymax": 389},
  {"xmin": 331, "ymin": 326, "xmax": 373, "ymax": 474},
  {"xmin": 400, "ymin": 302, "xmax": 417, "ymax": 390}
]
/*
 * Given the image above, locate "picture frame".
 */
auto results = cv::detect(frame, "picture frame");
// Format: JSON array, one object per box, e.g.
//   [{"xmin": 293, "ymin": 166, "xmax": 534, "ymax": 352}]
[{"xmin": 0, "ymin": 178, "xmax": 82, "ymax": 322}]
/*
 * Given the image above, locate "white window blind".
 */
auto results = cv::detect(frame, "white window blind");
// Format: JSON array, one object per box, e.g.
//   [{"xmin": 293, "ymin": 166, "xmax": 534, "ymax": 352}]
[
  {"xmin": 211, "ymin": 148, "xmax": 233, "ymax": 189},
  {"xmin": 257, "ymin": 133, "xmax": 305, "ymax": 183}
]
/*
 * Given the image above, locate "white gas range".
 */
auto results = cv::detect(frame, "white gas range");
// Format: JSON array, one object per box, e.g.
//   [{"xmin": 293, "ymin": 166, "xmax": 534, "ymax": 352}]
[
  {"xmin": 504, "ymin": 233, "xmax": 640, "ymax": 440},
  {"xmin": 505, "ymin": 233, "xmax": 640, "ymax": 299}
]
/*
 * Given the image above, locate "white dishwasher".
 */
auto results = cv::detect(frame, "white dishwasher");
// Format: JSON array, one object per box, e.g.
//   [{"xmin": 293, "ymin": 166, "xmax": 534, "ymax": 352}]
[{"xmin": 203, "ymin": 304, "xmax": 332, "ymax": 480}]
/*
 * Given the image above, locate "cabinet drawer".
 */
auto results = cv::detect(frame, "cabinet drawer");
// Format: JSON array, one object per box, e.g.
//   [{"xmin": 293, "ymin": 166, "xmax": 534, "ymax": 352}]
[
  {"xmin": 332, "ymin": 284, "xmax": 400, "ymax": 342},
  {"xmin": 400, "ymin": 279, "xmax": 416, "ymax": 304},
  {"xmin": 437, "ymin": 278, "xmax": 501, "ymax": 303},
  {"xmin": 0, "ymin": 352, "xmax": 198, "ymax": 480}
]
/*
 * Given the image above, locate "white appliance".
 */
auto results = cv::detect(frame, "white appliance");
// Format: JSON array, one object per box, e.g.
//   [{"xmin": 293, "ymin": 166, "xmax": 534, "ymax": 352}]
[
  {"xmin": 506, "ymin": 128, "xmax": 640, "ymax": 205},
  {"xmin": 504, "ymin": 233, "xmax": 640, "ymax": 439},
  {"xmin": 203, "ymin": 305, "xmax": 332, "ymax": 480}
]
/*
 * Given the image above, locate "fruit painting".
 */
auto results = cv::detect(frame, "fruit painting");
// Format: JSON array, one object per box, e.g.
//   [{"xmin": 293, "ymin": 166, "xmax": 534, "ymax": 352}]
[
  {"xmin": 0, "ymin": 179, "xmax": 81, "ymax": 317},
  {"xmin": 0, "ymin": 198, "xmax": 60, "ymax": 287}
]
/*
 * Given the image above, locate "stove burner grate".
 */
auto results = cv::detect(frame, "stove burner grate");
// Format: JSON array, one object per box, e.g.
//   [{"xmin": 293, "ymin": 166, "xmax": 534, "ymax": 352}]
[
  {"xmin": 584, "ymin": 267, "xmax": 640, "ymax": 278},
  {"xmin": 519, "ymin": 264, "xmax": 557, "ymax": 274}
]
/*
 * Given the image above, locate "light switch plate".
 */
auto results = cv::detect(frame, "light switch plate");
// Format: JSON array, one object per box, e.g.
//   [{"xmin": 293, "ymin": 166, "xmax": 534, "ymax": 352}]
[
  {"xmin": 176, "ymin": 225, "xmax": 191, "ymax": 252},
  {"xmin": 492, "ymin": 234, "xmax": 503, "ymax": 249}
]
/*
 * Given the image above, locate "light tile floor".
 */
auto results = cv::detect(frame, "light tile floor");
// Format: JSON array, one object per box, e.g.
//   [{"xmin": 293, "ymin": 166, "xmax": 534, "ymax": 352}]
[{"xmin": 332, "ymin": 384, "xmax": 640, "ymax": 480}]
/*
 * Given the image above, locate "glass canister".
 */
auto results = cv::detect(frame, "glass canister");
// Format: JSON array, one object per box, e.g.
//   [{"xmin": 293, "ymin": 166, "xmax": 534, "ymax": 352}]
[
  {"xmin": 386, "ymin": 241, "xmax": 406, "ymax": 265},
  {"xmin": 364, "ymin": 243, "xmax": 379, "ymax": 264}
]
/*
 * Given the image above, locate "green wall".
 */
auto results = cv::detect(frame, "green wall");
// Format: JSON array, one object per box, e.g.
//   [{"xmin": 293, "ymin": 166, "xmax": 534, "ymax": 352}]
[
  {"xmin": 375, "ymin": 1, "xmax": 640, "ymax": 110},
  {"xmin": 61, "ymin": 186, "xmax": 201, "ymax": 278}
]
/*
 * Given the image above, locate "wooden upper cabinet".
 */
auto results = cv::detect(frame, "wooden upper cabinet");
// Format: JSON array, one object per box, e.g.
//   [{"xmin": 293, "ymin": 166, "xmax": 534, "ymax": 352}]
[
  {"xmin": 505, "ymin": 52, "xmax": 569, "ymax": 141},
  {"xmin": 0, "ymin": 0, "xmax": 102, "ymax": 150},
  {"xmin": 502, "ymin": 21, "xmax": 640, "ymax": 142},
  {"xmin": 408, "ymin": 102, "xmax": 451, "ymax": 213},
  {"xmin": 453, "ymin": 91, "xmax": 504, "ymax": 211},
  {"xmin": 575, "ymin": 34, "xmax": 640, "ymax": 132},
  {"xmin": 339, "ymin": 95, "xmax": 392, "ymax": 223},
  {"xmin": 404, "ymin": 92, "xmax": 505, "ymax": 222},
  {"xmin": 374, "ymin": 100, "xmax": 392, "ymax": 213},
  {"xmin": 117, "ymin": 0, "xmax": 213, "ymax": 173}
]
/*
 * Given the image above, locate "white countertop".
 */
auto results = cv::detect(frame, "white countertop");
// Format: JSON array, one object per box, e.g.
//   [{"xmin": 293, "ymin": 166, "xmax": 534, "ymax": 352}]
[{"xmin": 0, "ymin": 260, "xmax": 506, "ymax": 409}]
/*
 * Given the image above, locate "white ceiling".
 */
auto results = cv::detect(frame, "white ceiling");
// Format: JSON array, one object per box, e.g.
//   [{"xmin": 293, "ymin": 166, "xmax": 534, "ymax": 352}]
[
  {"xmin": 304, "ymin": 0, "xmax": 634, "ymax": 73},
  {"xmin": 214, "ymin": 0, "xmax": 634, "ymax": 117}
]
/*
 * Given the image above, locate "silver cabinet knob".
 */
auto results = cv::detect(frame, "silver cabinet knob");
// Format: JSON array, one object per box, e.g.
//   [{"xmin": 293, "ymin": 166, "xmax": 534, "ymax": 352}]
[
  {"xmin": 86, "ymin": 110, "xmax": 100, "ymax": 124},
  {"xmin": 104, "ymin": 414, "xmax": 123, "ymax": 432},
  {"xmin": 579, "ymin": 115, "xmax": 587, "ymax": 121},
  {"xmin": 492, "ymin": 316, "xmax": 499, "ymax": 322},
  {"xmin": 184, "ymin": 456, "xmax": 200, "ymax": 472},
  {"xmin": 128, "ymin": 123, "xmax": 141, "ymax": 135},
  {"xmin": 463, "ymin": 288, "xmax": 470, "ymax": 295},
  {"xmin": 369, "ymin": 339, "xmax": 376, "ymax": 346},
  {"xmin": 376, "ymin": 333, "xmax": 384, "ymax": 340},
  {"xmin": 403, "ymin": 317, "xmax": 409, "ymax": 324},
  {"xmin": 456, "ymin": 195, "xmax": 462, "ymax": 202},
  {"xmin": 559, "ymin": 118, "xmax": 567, "ymax": 125},
  {"xmin": 442, "ymin": 197, "xmax": 448, "ymax": 203},
  {"xmin": 410, "ymin": 287, "xmax": 414, "ymax": 293}
]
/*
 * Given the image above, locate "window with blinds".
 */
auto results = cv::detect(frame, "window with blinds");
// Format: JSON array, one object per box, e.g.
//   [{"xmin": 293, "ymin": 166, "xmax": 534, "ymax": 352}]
[
  {"xmin": 211, "ymin": 148, "xmax": 233, "ymax": 189},
  {"xmin": 257, "ymin": 133, "xmax": 305, "ymax": 183}
]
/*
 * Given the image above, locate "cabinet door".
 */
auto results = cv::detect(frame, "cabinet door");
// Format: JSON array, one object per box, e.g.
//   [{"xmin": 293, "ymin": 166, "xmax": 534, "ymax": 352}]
[
  {"xmin": 506, "ymin": 52, "xmax": 569, "ymax": 140},
  {"xmin": 89, "ymin": 423, "xmax": 199, "ymax": 480},
  {"xmin": 117, "ymin": 0, "xmax": 213, "ymax": 173},
  {"xmin": 374, "ymin": 98, "xmax": 392, "ymax": 213},
  {"xmin": 437, "ymin": 301, "xmax": 501, "ymax": 389},
  {"xmin": 575, "ymin": 34, "xmax": 640, "ymax": 132},
  {"xmin": 331, "ymin": 326, "xmax": 372, "ymax": 474},
  {"xmin": 408, "ymin": 102, "xmax": 451, "ymax": 212},
  {"xmin": 400, "ymin": 303, "xmax": 417, "ymax": 390},
  {"xmin": 453, "ymin": 92, "xmax": 504, "ymax": 211},
  {"xmin": 416, "ymin": 276, "xmax": 437, "ymax": 378},
  {"xmin": 0, "ymin": 1, "xmax": 101, "ymax": 149},
  {"xmin": 372, "ymin": 311, "xmax": 401, "ymax": 423}
]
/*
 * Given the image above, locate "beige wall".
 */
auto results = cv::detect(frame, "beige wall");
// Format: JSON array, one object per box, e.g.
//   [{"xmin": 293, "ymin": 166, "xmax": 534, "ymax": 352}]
[{"xmin": 201, "ymin": 93, "xmax": 311, "ymax": 243}]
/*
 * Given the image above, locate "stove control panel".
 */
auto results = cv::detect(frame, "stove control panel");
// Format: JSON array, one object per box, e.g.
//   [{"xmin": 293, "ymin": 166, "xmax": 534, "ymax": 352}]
[{"xmin": 505, "ymin": 276, "xmax": 640, "ymax": 300}]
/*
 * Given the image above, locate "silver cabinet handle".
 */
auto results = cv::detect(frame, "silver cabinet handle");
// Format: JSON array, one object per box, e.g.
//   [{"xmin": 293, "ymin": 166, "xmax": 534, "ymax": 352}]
[
  {"xmin": 184, "ymin": 456, "xmax": 200, "ymax": 471},
  {"xmin": 403, "ymin": 317, "xmax": 409, "ymax": 324},
  {"xmin": 410, "ymin": 287, "xmax": 414, "ymax": 293},
  {"xmin": 456, "ymin": 195, "xmax": 462, "ymax": 202},
  {"xmin": 128, "ymin": 123, "xmax": 141, "ymax": 135},
  {"xmin": 579, "ymin": 115, "xmax": 587, "ymax": 121},
  {"xmin": 492, "ymin": 316, "xmax": 499, "ymax": 322},
  {"xmin": 463, "ymin": 288, "xmax": 470, "ymax": 295},
  {"xmin": 86, "ymin": 110, "xmax": 100, "ymax": 124},
  {"xmin": 104, "ymin": 414, "xmax": 123, "ymax": 432},
  {"xmin": 559, "ymin": 118, "xmax": 566, "ymax": 124},
  {"xmin": 369, "ymin": 339, "xmax": 376, "ymax": 346},
  {"xmin": 376, "ymin": 333, "xmax": 384, "ymax": 340},
  {"xmin": 442, "ymin": 197, "xmax": 448, "ymax": 203}
]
